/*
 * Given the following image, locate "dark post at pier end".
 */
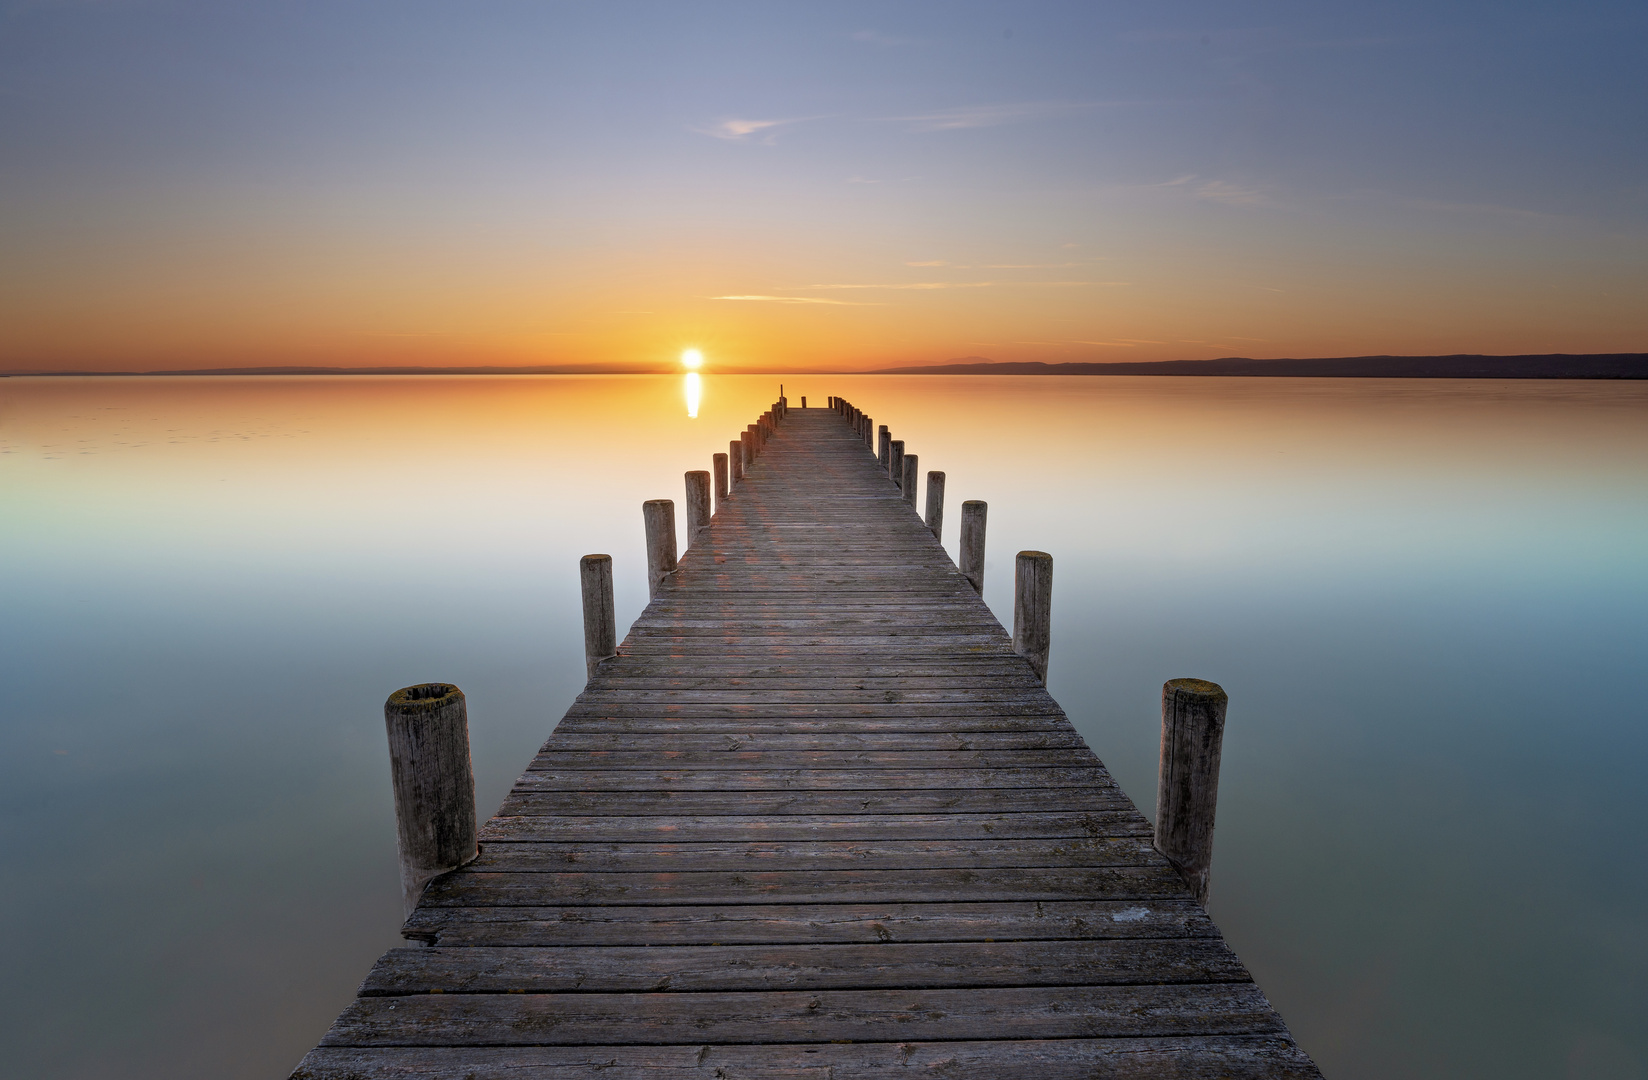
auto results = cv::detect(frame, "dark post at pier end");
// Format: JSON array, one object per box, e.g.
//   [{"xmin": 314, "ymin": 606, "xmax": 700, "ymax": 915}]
[
  {"xmin": 1155, "ymin": 678, "xmax": 1228, "ymax": 905},
  {"xmin": 1012, "ymin": 550, "xmax": 1053, "ymax": 684},
  {"xmin": 580, "ymin": 554, "xmax": 617, "ymax": 679},
  {"xmin": 383, "ymin": 683, "xmax": 477, "ymax": 919},
  {"xmin": 959, "ymin": 500, "xmax": 987, "ymax": 593},
  {"xmin": 642, "ymin": 499, "xmax": 678, "ymax": 598}
]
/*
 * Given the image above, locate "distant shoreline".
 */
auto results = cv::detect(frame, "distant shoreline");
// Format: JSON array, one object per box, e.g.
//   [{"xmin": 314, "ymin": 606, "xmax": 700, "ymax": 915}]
[
  {"xmin": 3, "ymin": 353, "xmax": 1646, "ymax": 379},
  {"xmin": 870, "ymin": 353, "xmax": 1648, "ymax": 379}
]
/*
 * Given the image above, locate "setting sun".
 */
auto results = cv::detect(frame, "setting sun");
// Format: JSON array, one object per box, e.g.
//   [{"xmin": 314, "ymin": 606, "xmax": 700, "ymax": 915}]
[{"xmin": 681, "ymin": 349, "xmax": 703, "ymax": 370}]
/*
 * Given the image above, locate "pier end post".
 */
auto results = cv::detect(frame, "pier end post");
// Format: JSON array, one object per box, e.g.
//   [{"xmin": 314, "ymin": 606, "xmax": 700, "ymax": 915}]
[
  {"xmin": 1012, "ymin": 551, "xmax": 1053, "ymax": 684},
  {"xmin": 713, "ymin": 453, "xmax": 729, "ymax": 505},
  {"xmin": 959, "ymin": 500, "xmax": 987, "ymax": 593},
  {"xmin": 1154, "ymin": 679, "xmax": 1228, "ymax": 906},
  {"xmin": 642, "ymin": 499, "xmax": 678, "ymax": 598},
  {"xmin": 384, "ymin": 683, "xmax": 477, "ymax": 920},
  {"xmin": 925, "ymin": 471, "xmax": 946, "ymax": 538},
  {"xmin": 902, "ymin": 453, "xmax": 919, "ymax": 506},
  {"xmin": 685, "ymin": 470, "xmax": 712, "ymax": 543},
  {"xmin": 579, "ymin": 554, "xmax": 617, "ymax": 679}
]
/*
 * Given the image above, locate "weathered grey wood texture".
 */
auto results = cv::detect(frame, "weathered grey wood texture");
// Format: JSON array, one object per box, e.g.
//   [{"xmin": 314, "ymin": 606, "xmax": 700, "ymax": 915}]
[{"xmin": 293, "ymin": 408, "xmax": 1318, "ymax": 1080}]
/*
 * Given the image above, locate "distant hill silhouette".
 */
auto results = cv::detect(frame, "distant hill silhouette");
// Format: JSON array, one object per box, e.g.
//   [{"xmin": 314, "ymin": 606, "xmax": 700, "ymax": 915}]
[{"xmin": 873, "ymin": 354, "xmax": 1648, "ymax": 379}]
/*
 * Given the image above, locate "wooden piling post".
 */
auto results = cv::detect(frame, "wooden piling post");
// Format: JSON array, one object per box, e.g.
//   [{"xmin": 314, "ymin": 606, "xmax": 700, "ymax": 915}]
[
  {"xmin": 685, "ymin": 470, "xmax": 711, "ymax": 543},
  {"xmin": 642, "ymin": 499, "xmax": 677, "ymax": 599},
  {"xmin": 902, "ymin": 453, "xmax": 919, "ymax": 506},
  {"xmin": 1013, "ymin": 550, "xmax": 1053, "ymax": 684},
  {"xmin": 743, "ymin": 428, "xmax": 756, "ymax": 465},
  {"xmin": 713, "ymin": 453, "xmax": 729, "ymax": 504},
  {"xmin": 1154, "ymin": 679, "xmax": 1228, "ymax": 905},
  {"xmin": 801, "ymin": 396, "xmax": 807, "ymax": 408},
  {"xmin": 729, "ymin": 440, "xmax": 744, "ymax": 483},
  {"xmin": 889, "ymin": 440, "xmax": 905, "ymax": 488},
  {"xmin": 384, "ymin": 683, "xmax": 477, "ymax": 919},
  {"xmin": 878, "ymin": 426, "xmax": 890, "ymax": 467},
  {"xmin": 863, "ymin": 415, "xmax": 872, "ymax": 447},
  {"xmin": 579, "ymin": 554, "xmax": 617, "ymax": 679},
  {"xmin": 959, "ymin": 500, "xmax": 987, "ymax": 594},
  {"xmin": 925, "ymin": 471, "xmax": 945, "ymax": 538}
]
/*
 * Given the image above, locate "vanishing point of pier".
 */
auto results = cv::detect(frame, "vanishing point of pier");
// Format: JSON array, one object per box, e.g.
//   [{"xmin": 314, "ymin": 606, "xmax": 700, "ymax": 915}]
[{"xmin": 292, "ymin": 400, "xmax": 1322, "ymax": 1078}]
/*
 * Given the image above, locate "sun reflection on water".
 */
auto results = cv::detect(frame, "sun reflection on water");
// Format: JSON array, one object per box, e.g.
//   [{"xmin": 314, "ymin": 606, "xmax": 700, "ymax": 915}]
[{"xmin": 683, "ymin": 372, "xmax": 701, "ymax": 418}]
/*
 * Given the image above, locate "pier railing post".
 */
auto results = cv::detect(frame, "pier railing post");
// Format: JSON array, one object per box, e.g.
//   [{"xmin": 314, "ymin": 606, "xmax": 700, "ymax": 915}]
[
  {"xmin": 742, "ymin": 429, "xmax": 755, "ymax": 467},
  {"xmin": 925, "ymin": 471, "xmax": 945, "ymax": 538},
  {"xmin": 959, "ymin": 500, "xmax": 987, "ymax": 593},
  {"xmin": 1013, "ymin": 551, "xmax": 1053, "ymax": 684},
  {"xmin": 1154, "ymin": 679, "xmax": 1228, "ymax": 905},
  {"xmin": 384, "ymin": 683, "xmax": 477, "ymax": 919},
  {"xmin": 902, "ymin": 453, "xmax": 919, "ymax": 506},
  {"xmin": 643, "ymin": 499, "xmax": 678, "ymax": 598},
  {"xmin": 579, "ymin": 554, "xmax": 617, "ymax": 679},
  {"xmin": 685, "ymin": 470, "xmax": 711, "ymax": 543},
  {"xmin": 863, "ymin": 415, "xmax": 872, "ymax": 447},
  {"xmin": 878, "ymin": 426, "xmax": 890, "ymax": 467},
  {"xmin": 729, "ymin": 440, "xmax": 744, "ymax": 483},
  {"xmin": 713, "ymin": 453, "xmax": 729, "ymax": 504},
  {"xmin": 889, "ymin": 440, "xmax": 904, "ymax": 488}
]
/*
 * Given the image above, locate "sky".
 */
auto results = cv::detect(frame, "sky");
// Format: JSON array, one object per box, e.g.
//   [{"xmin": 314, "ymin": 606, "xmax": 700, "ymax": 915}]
[{"xmin": 1, "ymin": 0, "xmax": 1644, "ymax": 373}]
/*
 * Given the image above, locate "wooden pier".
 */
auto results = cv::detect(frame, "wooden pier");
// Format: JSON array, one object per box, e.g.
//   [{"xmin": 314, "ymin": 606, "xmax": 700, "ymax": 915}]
[{"xmin": 292, "ymin": 404, "xmax": 1321, "ymax": 1079}]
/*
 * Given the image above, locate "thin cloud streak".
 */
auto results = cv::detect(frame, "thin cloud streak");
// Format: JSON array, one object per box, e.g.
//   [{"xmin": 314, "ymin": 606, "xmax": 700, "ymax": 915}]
[{"xmin": 712, "ymin": 295, "xmax": 881, "ymax": 306}]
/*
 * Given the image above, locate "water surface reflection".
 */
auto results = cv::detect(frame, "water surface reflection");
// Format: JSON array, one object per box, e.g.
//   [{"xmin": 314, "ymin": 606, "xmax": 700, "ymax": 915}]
[{"xmin": 1, "ymin": 375, "xmax": 1644, "ymax": 1079}]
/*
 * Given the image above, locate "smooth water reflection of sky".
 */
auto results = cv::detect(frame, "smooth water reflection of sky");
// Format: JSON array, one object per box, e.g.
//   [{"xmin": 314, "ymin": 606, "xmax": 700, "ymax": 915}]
[{"xmin": 2, "ymin": 375, "xmax": 1646, "ymax": 1079}]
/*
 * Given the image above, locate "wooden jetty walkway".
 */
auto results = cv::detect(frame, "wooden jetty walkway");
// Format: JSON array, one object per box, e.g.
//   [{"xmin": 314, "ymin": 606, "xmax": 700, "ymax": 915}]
[{"xmin": 292, "ymin": 402, "xmax": 1322, "ymax": 1079}]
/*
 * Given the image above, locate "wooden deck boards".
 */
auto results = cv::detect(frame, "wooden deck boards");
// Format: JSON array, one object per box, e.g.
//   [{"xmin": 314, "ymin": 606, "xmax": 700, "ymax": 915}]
[{"xmin": 291, "ymin": 407, "xmax": 1321, "ymax": 1079}]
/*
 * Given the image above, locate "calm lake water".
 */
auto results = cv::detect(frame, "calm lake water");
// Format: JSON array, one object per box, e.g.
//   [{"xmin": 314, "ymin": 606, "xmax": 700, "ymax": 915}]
[{"xmin": 3, "ymin": 374, "xmax": 1646, "ymax": 1079}]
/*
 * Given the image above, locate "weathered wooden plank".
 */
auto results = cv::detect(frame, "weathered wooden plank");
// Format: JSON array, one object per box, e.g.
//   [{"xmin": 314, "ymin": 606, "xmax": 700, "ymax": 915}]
[
  {"xmin": 466, "ymin": 835, "xmax": 1153, "ymax": 873},
  {"xmin": 401, "ymin": 900, "xmax": 1216, "ymax": 947},
  {"xmin": 523, "ymin": 749, "xmax": 1098, "ymax": 770},
  {"xmin": 478, "ymin": 810, "xmax": 1149, "ymax": 842},
  {"xmin": 496, "ymin": 787, "xmax": 1134, "ymax": 818},
  {"xmin": 541, "ymin": 731, "xmax": 1090, "ymax": 751},
  {"xmin": 317, "ymin": 984, "xmax": 1287, "ymax": 1046},
  {"xmin": 417, "ymin": 864, "xmax": 1190, "ymax": 907},
  {"xmin": 358, "ymin": 938, "xmax": 1251, "ymax": 995},
  {"xmin": 295, "ymin": 1036, "xmax": 1323, "ymax": 1080},
  {"xmin": 510, "ymin": 767, "xmax": 1114, "ymax": 791}
]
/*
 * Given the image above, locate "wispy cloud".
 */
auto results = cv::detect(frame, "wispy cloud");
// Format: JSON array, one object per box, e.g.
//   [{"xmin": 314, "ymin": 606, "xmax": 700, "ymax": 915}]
[
  {"xmin": 712, "ymin": 295, "xmax": 880, "ymax": 306},
  {"xmin": 692, "ymin": 117, "xmax": 814, "ymax": 143},
  {"xmin": 883, "ymin": 101, "xmax": 1110, "ymax": 132}
]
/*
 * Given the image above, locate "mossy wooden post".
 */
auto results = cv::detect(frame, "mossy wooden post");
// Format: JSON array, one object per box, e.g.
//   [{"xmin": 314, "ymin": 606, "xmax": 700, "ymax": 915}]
[
  {"xmin": 579, "ymin": 554, "xmax": 617, "ymax": 679},
  {"xmin": 384, "ymin": 683, "xmax": 477, "ymax": 919},
  {"xmin": 902, "ymin": 453, "xmax": 919, "ymax": 506},
  {"xmin": 643, "ymin": 499, "xmax": 677, "ymax": 599},
  {"xmin": 878, "ymin": 426, "xmax": 890, "ymax": 467},
  {"xmin": 1013, "ymin": 550, "xmax": 1053, "ymax": 684},
  {"xmin": 713, "ymin": 453, "xmax": 729, "ymax": 505},
  {"xmin": 729, "ymin": 439, "xmax": 744, "ymax": 483},
  {"xmin": 925, "ymin": 471, "xmax": 945, "ymax": 538},
  {"xmin": 959, "ymin": 499, "xmax": 987, "ymax": 593},
  {"xmin": 685, "ymin": 470, "xmax": 711, "ymax": 543},
  {"xmin": 1155, "ymin": 679, "xmax": 1228, "ymax": 905}
]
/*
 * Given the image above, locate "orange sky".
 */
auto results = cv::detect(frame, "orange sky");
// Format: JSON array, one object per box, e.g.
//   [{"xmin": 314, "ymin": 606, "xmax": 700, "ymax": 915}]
[{"xmin": 2, "ymin": 4, "xmax": 1644, "ymax": 373}]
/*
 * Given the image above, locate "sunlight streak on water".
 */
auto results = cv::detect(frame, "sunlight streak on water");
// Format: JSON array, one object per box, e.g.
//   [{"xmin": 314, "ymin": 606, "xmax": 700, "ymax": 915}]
[{"xmin": 684, "ymin": 371, "xmax": 701, "ymax": 418}]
